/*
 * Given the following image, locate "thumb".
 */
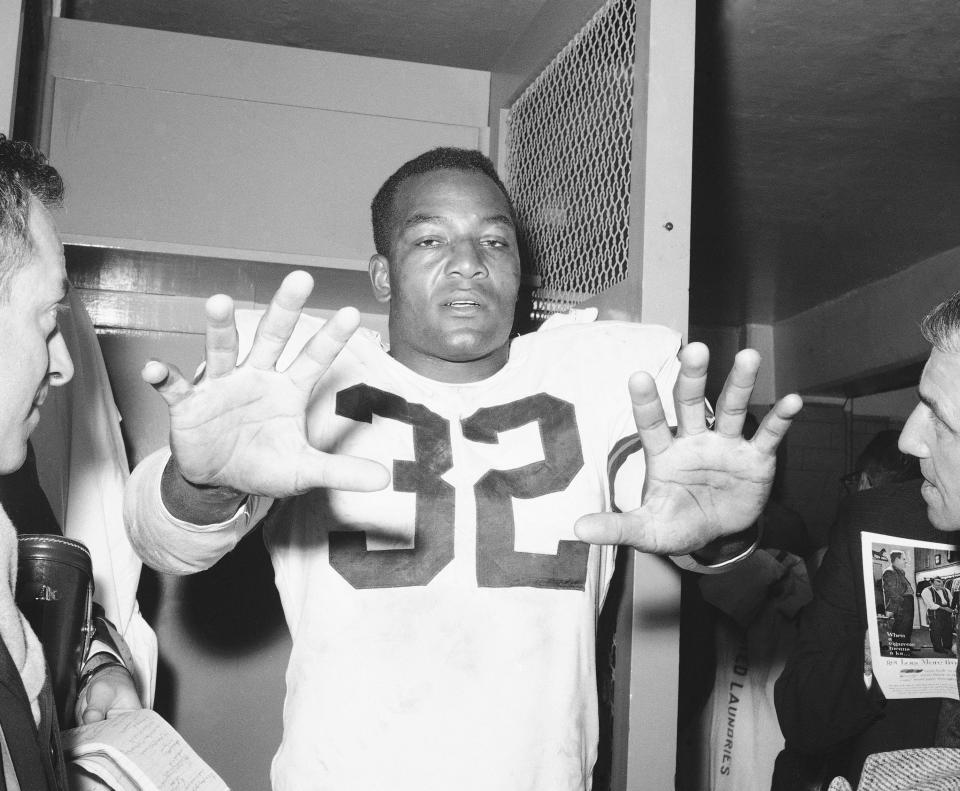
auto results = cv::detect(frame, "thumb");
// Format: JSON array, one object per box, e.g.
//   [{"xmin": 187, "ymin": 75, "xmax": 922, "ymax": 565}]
[
  {"xmin": 77, "ymin": 687, "xmax": 110, "ymax": 724},
  {"xmin": 294, "ymin": 447, "xmax": 391, "ymax": 493},
  {"xmin": 575, "ymin": 512, "xmax": 645, "ymax": 548},
  {"xmin": 575, "ymin": 511, "xmax": 678, "ymax": 553},
  {"xmin": 82, "ymin": 704, "xmax": 107, "ymax": 724},
  {"xmin": 142, "ymin": 360, "xmax": 193, "ymax": 407}
]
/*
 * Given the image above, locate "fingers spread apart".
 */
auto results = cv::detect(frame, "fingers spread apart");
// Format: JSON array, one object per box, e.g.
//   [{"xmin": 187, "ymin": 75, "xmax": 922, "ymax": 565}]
[
  {"xmin": 713, "ymin": 348, "xmax": 761, "ymax": 437},
  {"xmin": 284, "ymin": 307, "xmax": 362, "ymax": 393},
  {"xmin": 628, "ymin": 371, "xmax": 673, "ymax": 457},
  {"xmin": 751, "ymin": 393, "xmax": 803, "ymax": 456},
  {"xmin": 204, "ymin": 293, "xmax": 239, "ymax": 378},
  {"xmin": 673, "ymin": 342, "xmax": 709, "ymax": 437},
  {"xmin": 246, "ymin": 270, "xmax": 316, "ymax": 370},
  {"xmin": 141, "ymin": 360, "xmax": 193, "ymax": 407}
]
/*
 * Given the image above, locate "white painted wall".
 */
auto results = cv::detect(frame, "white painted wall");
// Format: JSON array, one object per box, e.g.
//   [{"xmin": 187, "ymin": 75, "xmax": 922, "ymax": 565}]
[
  {"xmin": 776, "ymin": 245, "xmax": 960, "ymax": 395},
  {"xmin": 43, "ymin": 19, "xmax": 489, "ymax": 271},
  {"xmin": 0, "ymin": 0, "xmax": 24, "ymax": 136},
  {"xmin": 852, "ymin": 386, "xmax": 918, "ymax": 420}
]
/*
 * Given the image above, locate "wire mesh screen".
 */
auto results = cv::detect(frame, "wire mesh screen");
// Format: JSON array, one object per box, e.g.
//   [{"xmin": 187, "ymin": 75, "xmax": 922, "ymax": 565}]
[{"xmin": 505, "ymin": 0, "xmax": 638, "ymax": 325}]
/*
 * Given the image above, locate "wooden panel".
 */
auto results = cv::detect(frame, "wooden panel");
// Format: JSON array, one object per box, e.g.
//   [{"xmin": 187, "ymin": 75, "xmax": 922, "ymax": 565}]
[
  {"xmin": 65, "ymin": 246, "xmax": 387, "ymax": 316},
  {"xmin": 48, "ymin": 77, "xmax": 482, "ymax": 266},
  {"xmin": 65, "ymin": 246, "xmax": 390, "ymax": 346}
]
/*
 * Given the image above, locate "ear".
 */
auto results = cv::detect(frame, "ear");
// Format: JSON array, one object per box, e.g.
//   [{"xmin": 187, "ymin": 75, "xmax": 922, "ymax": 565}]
[{"xmin": 369, "ymin": 254, "xmax": 391, "ymax": 303}]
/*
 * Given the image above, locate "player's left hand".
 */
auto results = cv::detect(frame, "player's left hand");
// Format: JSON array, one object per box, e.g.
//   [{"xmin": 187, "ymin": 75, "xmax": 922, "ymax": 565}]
[
  {"xmin": 75, "ymin": 664, "xmax": 142, "ymax": 724},
  {"xmin": 573, "ymin": 342, "xmax": 802, "ymax": 555}
]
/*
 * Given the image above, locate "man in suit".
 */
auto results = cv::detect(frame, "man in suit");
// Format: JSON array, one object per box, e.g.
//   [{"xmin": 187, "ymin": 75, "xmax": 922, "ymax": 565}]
[
  {"xmin": 0, "ymin": 135, "xmax": 140, "ymax": 789},
  {"xmin": 899, "ymin": 289, "xmax": 960, "ymax": 536},
  {"xmin": 920, "ymin": 577, "xmax": 955, "ymax": 656},
  {"xmin": 882, "ymin": 551, "xmax": 916, "ymax": 652},
  {"xmin": 774, "ymin": 429, "xmax": 938, "ymax": 788}
]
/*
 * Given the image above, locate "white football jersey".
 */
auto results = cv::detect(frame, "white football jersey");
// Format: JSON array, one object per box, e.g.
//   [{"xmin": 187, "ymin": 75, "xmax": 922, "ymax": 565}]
[
  {"xmin": 259, "ymin": 318, "xmax": 680, "ymax": 791},
  {"xmin": 126, "ymin": 316, "xmax": 682, "ymax": 791}
]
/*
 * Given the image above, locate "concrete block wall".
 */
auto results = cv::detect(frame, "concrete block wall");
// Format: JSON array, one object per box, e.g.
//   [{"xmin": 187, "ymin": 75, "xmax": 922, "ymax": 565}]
[{"xmin": 756, "ymin": 402, "xmax": 905, "ymax": 548}]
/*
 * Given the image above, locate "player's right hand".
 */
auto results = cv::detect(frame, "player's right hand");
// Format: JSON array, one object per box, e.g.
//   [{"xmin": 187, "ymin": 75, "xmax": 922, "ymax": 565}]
[{"xmin": 141, "ymin": 270, "xmax": 391, "ymax": 499}]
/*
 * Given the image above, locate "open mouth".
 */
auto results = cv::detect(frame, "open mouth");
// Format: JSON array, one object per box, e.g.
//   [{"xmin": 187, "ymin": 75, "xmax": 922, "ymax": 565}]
[{"xmin": 444, "ymin": 299, "xmax": 481, "ymax": 308}]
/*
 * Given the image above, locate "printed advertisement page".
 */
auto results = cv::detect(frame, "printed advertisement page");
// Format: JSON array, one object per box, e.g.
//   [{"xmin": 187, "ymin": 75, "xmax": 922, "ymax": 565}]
[{"xmin": 862, "ymin": 531, "xmax": 960, "ymax": 700}]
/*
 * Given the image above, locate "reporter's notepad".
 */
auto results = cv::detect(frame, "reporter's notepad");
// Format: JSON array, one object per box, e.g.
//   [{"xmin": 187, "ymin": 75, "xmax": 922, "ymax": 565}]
[{"xmin": 62, "ymin": 709, "xmax": 229, "ymax": 791}]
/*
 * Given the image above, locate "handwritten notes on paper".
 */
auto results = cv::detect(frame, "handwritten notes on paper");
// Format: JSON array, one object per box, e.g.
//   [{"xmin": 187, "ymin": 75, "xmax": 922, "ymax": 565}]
[{"xmin": 62, "ymin": 709, "xmax": 229, "ymax": 791}]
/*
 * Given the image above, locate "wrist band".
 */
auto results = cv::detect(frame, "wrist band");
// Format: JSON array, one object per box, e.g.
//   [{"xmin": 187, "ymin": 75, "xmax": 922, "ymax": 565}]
[
  {"xmin": 79, "ymin": 656, "xmax": 127, "ymax": 690},
  {"xmin": 669, "ymin": 515, "xmax": 765, "ymax": 575}
]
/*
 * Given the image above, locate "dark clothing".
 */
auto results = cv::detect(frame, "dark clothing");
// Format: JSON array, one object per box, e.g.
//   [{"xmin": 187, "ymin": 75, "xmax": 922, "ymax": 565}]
[
  {"xmin": 0, "ymin": 445, "xmax": 68, "ymax": 789},
  {"xmin": 0, "ymin": 637, "xmax": 68, "ymax": 791},
  {"xmin": 775, "ymin": 480, "xmax": 956, "ymax": 787},
  {"xmin": 0, "ymin": 443, "xmax": 125, "ymax": 785},
  {"xmin": 882, "ymin": 566, "xmax": 915, "ymax": 646},
  {"xmin": 925, "ymin": 585, "xmax": 955, "ymax": 653},
  {"xmin": 929, "ymin": 606, "xmax": 954, "ymax": 654},
  {"xmin": 882, "ymin": 566, "xmax": 913, "ymax": 603},
  {"xmin": 0, "ymin": 444, "xmax": 61, "ymax": 538}
]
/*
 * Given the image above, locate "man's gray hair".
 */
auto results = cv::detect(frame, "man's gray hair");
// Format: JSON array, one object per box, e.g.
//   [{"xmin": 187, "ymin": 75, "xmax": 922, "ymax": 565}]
[
  {"xmin": 0, "ymin": 135, "xmax": 63, "ymax": 298},
  {"xmin": 921, "ymin": 289, "xmax": 960, "ymax": 354}
]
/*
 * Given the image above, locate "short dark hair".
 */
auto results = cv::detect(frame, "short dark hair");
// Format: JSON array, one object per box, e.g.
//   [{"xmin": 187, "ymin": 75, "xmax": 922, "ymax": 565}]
[
  {"xmin": 0, "ymin": 135, "xmax": 63, "ymax": 297},
  {"xmin": 921, "ymin": 289, "xmax": 960, "ymax": 354},
  {"xmin": 370, "ymin": 147, "xmax": 516, "ymax": 256},
  {"xmin": 890, "ymin": 550, "xmax": 904, "ymax": 564},
  {"xmin": 856, "ymin": 429, "xmax": 920, "ymax": 488}
]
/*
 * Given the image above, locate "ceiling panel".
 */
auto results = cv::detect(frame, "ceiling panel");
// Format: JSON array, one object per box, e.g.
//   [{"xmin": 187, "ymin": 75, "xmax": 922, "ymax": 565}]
[
  {"xmin": 67, "ymin": 0, "xmax": 551, "ymax": 70},
  {"xmin": 66, "ymin": 0, "xmax": 960, "ymax": 326},
  {"xmin": 691, "ymin": 0, "xmax": 960, "ymax": 325}
]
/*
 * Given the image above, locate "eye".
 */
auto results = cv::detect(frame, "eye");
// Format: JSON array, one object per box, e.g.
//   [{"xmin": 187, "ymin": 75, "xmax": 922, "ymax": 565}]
[
  {"xmin": 931, "ymin": 410, "xmax": 960, "ymax": 437},
  {"xmin": 49, "ymin": 302, "xmax": 69, "ymax": 322},
  {"xmin": 414, "ymin": 238, "xmax": 442, "ymax": 248},
  {"xmin": 481, "ymin": 237, "xmax": 509, "ymax": 249},
  {"xmin": 43, "ymin": 301, "xmax": 68, "ymax": 333}
]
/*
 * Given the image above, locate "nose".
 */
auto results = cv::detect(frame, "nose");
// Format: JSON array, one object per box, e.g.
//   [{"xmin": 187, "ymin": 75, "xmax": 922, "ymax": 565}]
[
  {"xmin": 48, "ymin": 329, "xmax": 74, "ymax": 387},
  {"xmin": 899, "ymin": 403, "xmax": 928, "ymax": 459},
  {"xmin": 445, "ymin": 240, "xmax": 487, "ymax": 278}
]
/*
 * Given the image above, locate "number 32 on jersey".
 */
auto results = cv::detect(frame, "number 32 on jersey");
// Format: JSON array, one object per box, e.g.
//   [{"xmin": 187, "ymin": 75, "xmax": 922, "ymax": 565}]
[{"xmin": 330, "ymin": 384, "xmax": 590, "ymax": 592}]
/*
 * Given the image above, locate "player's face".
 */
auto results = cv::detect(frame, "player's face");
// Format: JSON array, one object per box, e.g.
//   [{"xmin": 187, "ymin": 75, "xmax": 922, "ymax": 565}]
[
  {"xmin": 369, "ymin": 168, "xmax": 521, "ymax": 383},
  {"xmin": 0, "ymin": 198, "xmax": 73, "ymax": 472},
  {"xmin": 900, "ymin": 348, "xmax": 960, "ymax": 531}
]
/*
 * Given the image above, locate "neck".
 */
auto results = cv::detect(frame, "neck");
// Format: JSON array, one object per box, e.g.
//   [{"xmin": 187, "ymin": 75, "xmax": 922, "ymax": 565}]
[{"xmin": 389, "ymin": 344, "xmax": 511, "ymax": 384}]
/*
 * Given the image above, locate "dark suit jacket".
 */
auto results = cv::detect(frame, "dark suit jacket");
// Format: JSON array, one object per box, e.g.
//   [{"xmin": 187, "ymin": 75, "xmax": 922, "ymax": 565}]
[
  {"xmin": 775, "ymin": 480, "xmax": 953, "ymax": 786},
  {"xmin": 0, "ymin": 635, "xmax": 68, "ymax": 791},
  {"xmin": 0, "ymin": 443, "xmax": 69, "ymax": 789}
]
